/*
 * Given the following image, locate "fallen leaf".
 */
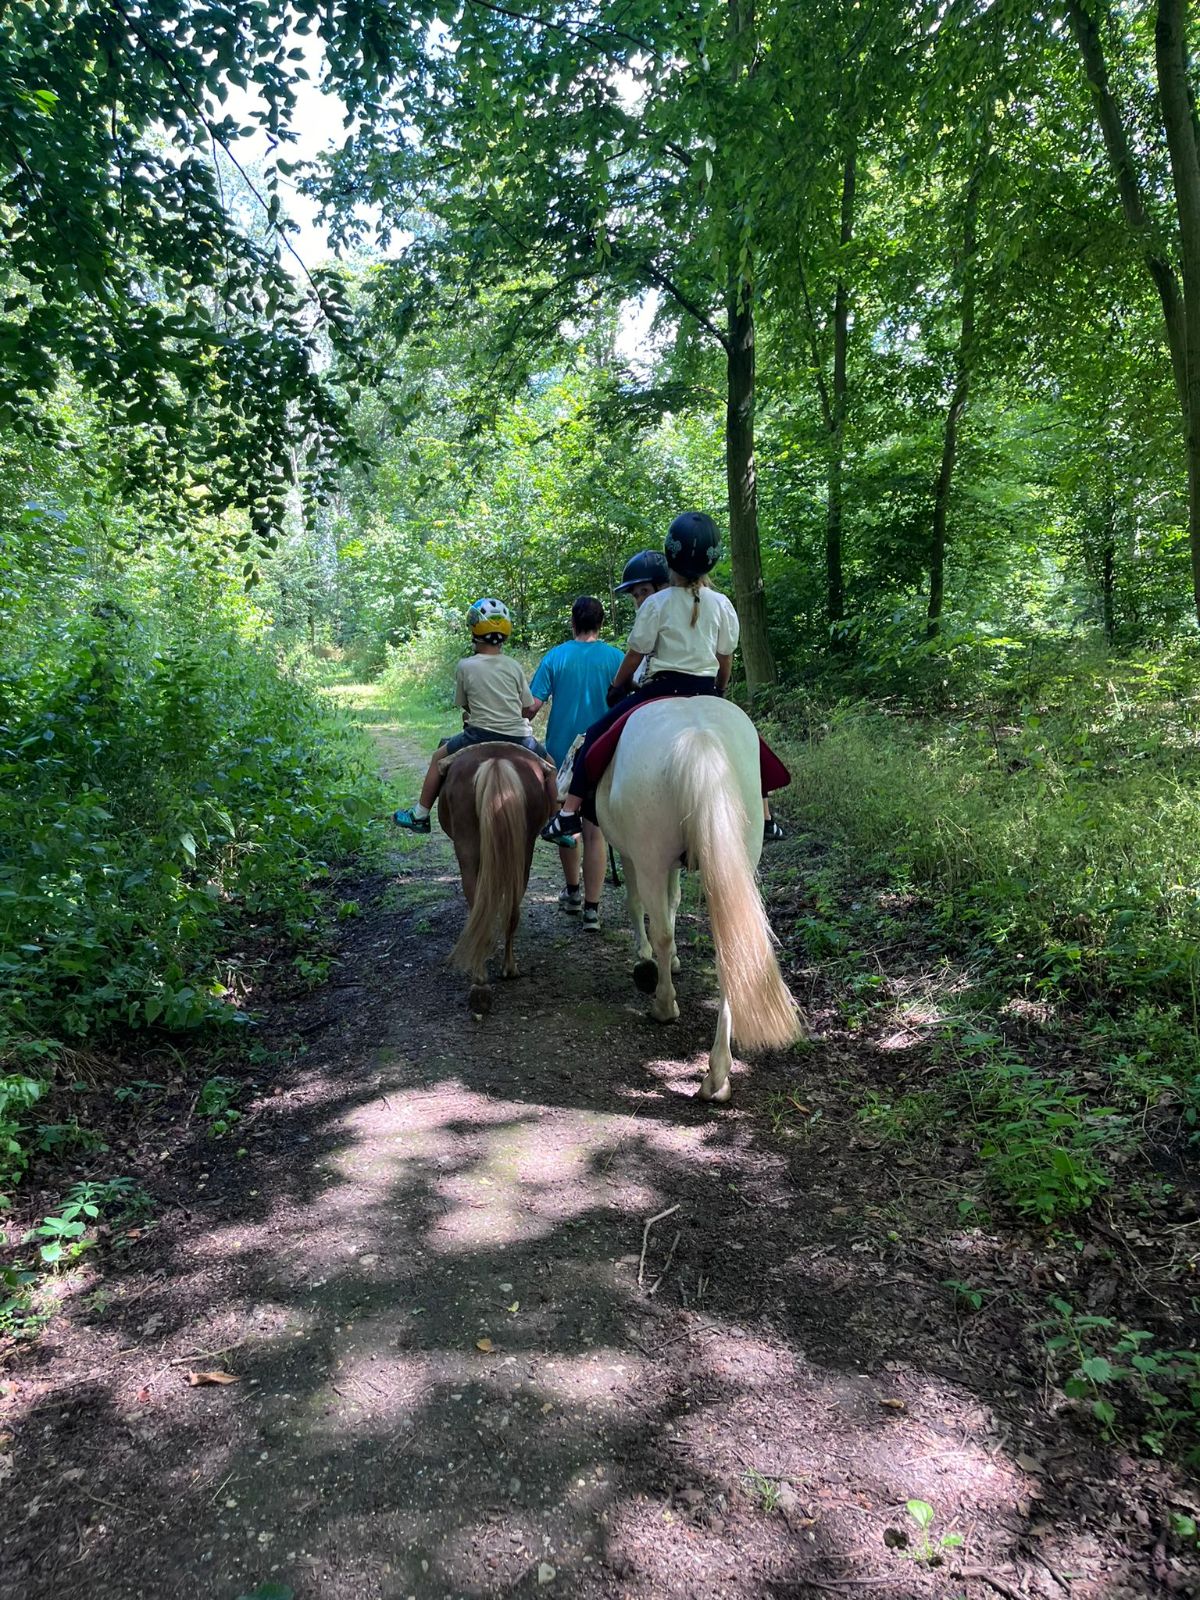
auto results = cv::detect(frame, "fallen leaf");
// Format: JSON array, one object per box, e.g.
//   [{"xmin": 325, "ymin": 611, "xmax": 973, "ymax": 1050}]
[
  {"xmin": 140, "ymin": 1312, "xmax": 166, "ymax": 1336},
  {"xmin": 476, "ymin": 1337, "xmax": 495, "ymax": 1353},
  {"xmin": 137, "ymin": 1386, "xmax": 151, "ymax": 1403},
  {"xmin": 537, "ymin": 1564, "xmax": 556, "ymax": 1584},
  {"xmin": 1016, "ymin": 1452, "xmax": 1044, "ymax": 1474},
  {"xmin": 506, "ymin": 1301, "xmax": 520, "ymax": 1313},
  {"xmin": 883, "ymin": 1527, "xmax": 909, "ymax": 1549},
  {"xmin": 879, "ymin": 1398, "xmax": 907, "ymax": 1412},
  {"xmin": 540, "ymin": 1402, "xmax": 553, "ymax": 1414},
  {"xmin": 186, "ymin": 1370, "xmax": 239, "ymax": 1386}
]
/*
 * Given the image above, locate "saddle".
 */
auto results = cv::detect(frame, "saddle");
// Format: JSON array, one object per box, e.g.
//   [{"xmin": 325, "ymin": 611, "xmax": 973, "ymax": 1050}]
[
  {"xmin": 439, "ymin": 741, "xmax": 557, "ymax": 779},
  {"xmin": 576, "ymin": 705, "xmax": 791, "ymax": 795}
]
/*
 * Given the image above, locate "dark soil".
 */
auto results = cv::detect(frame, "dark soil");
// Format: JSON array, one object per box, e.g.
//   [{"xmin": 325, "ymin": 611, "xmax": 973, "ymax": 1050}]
[{"xmin": 1, "ymin": 706, "xmax": 1198, "ymax": 1600}]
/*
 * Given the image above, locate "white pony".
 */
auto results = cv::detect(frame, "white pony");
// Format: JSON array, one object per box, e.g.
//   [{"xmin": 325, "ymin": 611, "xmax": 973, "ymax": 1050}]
[{"xmin": 595, "ymin": 696, "xmax": 803, "ymax": 1101}]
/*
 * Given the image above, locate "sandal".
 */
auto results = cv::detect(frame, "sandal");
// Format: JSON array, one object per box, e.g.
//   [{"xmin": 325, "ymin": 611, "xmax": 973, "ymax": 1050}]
[
  {"xmin": 540, "ymin": 810, "xmax": 582, "ymax": 845},
  {"xmin": 764, "ymin": 817, "xmax": 785, "ymax": 842},
  {"xmin": 393, "ymin": 807, "xmax": 431, "ymax": 834}
]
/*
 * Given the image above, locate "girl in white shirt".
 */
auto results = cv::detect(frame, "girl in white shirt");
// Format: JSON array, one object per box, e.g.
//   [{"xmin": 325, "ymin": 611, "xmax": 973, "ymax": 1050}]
[{"xmin": 541, "ymin": 513, "xmax": 736, "ymax": 843}]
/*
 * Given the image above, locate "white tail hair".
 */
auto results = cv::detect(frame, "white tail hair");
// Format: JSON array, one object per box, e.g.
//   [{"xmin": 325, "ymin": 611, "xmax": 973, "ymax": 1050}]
[
  {"xmin": 449, "ymin": 758, "xmax": 529, "ymax": 981},
  {"xmin": 669, "ymin": 728, "xmax": 802, "ymax": 1051}
]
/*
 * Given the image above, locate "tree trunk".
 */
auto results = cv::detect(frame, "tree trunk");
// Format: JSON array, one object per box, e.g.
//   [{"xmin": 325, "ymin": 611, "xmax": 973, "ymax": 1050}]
[
  {"xmin": 1101, "ymin": 495, "xmax": 1116, "ymax": 644},
  {"xmin": 726, "ymin": 283, "xmax": 776, "ymax": 696},
  {"xmin": 1155, "ymin": 0, "xmax": 1200, "ymax": 624},
  {"xmin": 1065, "ymin": 0, "xmax": 1189, "ymax": 409},
  {"xmin": 928, "ymin": 143, "xmax": 986, "ymax": 637},
  {"xmin": 725, "ymin": 0, "xmax": 775, "ymax": 697},
  {"xmin": 826, "ymin": 139, "xmax": 855, "ymax": 640}
]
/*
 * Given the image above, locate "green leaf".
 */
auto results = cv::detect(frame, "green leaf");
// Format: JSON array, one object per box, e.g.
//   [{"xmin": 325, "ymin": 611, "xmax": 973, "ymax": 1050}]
[
  {"xmin": 906, "ymin": 1499, "xmax": 935, "ymax": 1531},
  {"xmin": 1079, "ymin": 1356, "xmax": 1118, "ymax": 1384},
  {"xmin": 236, "ymin": 1585, "xmax": 294, "ymax": 1600}
]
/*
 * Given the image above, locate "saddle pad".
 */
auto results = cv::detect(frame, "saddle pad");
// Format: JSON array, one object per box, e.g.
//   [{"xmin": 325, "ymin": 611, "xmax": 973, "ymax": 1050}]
[
  {"xmin": 582, "ymin": 707, "xmax": 791, "ymax": 794},
  {"xmin": 439, "ymin": 741, "xmax": 557, "ymax": 778}
]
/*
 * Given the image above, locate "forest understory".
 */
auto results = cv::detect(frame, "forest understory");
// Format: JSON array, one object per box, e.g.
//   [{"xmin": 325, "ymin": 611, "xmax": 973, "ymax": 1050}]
[{"xmin": 1, "ymin": 689, "xmax": 1197, "ymax": 1600}]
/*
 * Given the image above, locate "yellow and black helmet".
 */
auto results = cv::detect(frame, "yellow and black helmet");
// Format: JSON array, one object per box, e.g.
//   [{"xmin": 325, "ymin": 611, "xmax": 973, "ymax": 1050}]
[{"xmin": 467, "ymin": 597, "xmax": 513, "ymax": 641}]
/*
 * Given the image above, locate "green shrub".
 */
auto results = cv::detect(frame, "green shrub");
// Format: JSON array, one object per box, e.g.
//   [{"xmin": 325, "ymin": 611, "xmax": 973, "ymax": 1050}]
[
  {"xmin": 779, "ymin": 663, "xmax": 1200, "ymax": 1011},
  {"xmin": 0, "ymin": 502, "xmax": 382, "ymax": 1201}
]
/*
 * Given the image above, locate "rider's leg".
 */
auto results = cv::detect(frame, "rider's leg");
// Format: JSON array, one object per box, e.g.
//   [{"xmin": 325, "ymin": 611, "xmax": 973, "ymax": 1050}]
[
  {"xmin": 416, "ymin": 748, "xmax": 447, "ymax": 812},
  {"xmin": 394, "ymin": 743, "xmax": 448, "ymax": 829},
  {"xmin": 581, "ymin": 818, "xmax": 605, "ymax": 904},
  {"xmin": 763, "ymin": 796, "xmax": 784, "ymax": 841}
]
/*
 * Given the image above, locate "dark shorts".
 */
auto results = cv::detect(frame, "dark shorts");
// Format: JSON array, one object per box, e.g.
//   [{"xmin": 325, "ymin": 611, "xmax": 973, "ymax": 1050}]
[{"xmin": 442, "ymin": 725, "xmax": 550, "ymax": 760}]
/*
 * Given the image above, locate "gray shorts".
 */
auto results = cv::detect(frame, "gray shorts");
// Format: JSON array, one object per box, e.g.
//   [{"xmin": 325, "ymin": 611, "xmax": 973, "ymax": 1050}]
[{"xmin": 442, "ymin": 725, "xmax": 549, "ymax": 761}]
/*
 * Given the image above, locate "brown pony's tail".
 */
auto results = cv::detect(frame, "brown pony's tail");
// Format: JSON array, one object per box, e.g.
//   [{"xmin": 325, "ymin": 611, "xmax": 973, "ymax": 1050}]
[
  {"xmin": 671, "ymin": 728, "xmax": 803, "ymax": 1050},
  {"xmin": 449, "ymin": 758, "xmax": 528, "ymax": 981}
]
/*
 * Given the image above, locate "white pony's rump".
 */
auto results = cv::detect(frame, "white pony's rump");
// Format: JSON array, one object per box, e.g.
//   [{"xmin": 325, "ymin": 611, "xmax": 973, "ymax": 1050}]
[{"xmin": 597, "ymin": 697, "xmax": 803, "ymax": 1101}]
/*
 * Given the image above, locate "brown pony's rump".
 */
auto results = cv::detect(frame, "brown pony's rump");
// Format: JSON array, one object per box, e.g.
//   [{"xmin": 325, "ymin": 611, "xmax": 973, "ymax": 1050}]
[{"xmin": 437, "ymin": 743, "xmax": 556, "ymax": 990}]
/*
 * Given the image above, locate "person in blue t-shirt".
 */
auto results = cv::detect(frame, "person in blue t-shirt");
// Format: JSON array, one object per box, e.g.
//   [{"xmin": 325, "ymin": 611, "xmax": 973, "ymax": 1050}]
[{"xmin": 527, "ymin": 596, "xmax": 624, "ymax": 929}]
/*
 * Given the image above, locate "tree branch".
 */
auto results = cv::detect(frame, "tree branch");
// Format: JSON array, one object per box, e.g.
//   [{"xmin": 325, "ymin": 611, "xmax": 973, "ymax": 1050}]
[{"xmin": 640, "ymin": 261, "xmax": 728, "ymax": 349}]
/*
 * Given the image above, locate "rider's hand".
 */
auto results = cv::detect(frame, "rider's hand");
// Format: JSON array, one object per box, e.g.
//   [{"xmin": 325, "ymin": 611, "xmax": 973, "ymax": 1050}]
[{"xmin": 605, "ymin": 681, "xmax": 626, "ymax": 708}]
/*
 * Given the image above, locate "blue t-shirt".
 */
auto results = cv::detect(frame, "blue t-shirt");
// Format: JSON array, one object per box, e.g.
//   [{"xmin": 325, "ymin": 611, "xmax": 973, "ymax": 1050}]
[{"xmin": 529, "ymin": 638, "xmax": 625, "ymax": 766}]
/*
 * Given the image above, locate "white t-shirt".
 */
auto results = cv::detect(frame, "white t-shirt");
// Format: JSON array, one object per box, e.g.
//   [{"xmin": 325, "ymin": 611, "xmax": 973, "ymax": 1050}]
[{"xmin": 626, "ymin": 585, "xmax": 740, "ymax": 679}]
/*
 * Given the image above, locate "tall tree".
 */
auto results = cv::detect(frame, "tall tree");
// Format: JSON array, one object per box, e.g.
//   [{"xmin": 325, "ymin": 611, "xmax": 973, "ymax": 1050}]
[
  {"xmin": 316, "ymin": 0, "xmax": 787, "ymax": 691},
  {"xmin": 0, "ymin": 0, "xmax": 372, "ymax": 530},
  {"xmin": 1063, "ymin": 0, "xmax": 1200, "ymax": 620}
]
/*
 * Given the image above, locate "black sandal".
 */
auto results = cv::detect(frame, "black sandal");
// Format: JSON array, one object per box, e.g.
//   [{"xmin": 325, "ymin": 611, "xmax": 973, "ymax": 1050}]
[{"xmin": 540, "ymin": 810, "xmax": 583, "ymax": 845}]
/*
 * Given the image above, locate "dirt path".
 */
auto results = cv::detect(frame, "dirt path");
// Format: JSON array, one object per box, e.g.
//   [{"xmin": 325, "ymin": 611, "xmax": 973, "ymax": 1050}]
[{"xmin": 1, "ymin": 688, "xmax": 1192, "ymax": 1600}]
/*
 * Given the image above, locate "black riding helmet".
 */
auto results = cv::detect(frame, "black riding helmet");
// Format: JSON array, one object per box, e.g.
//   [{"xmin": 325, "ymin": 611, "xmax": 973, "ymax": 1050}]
[
  {"xmin": 665, "ymin": 511, "xmax": 721, "ymax": 578},
  {"xmin": 614, "ymin": 549, "xmax": 670, "ymax": 593}
]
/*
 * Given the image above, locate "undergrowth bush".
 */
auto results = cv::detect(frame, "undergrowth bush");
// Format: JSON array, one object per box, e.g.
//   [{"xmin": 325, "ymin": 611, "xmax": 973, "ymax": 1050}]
[
  {"xmin": 0, "ymin": 517, "xmax": 381, "ymax": 1184},
  {"xmin": 781, "ymin": 656, "xmax": 1200, "ymax": 1014}
]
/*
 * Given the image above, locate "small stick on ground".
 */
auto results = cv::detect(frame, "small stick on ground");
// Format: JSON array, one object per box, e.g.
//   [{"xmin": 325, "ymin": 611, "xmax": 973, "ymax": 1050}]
[
  {"xmin": 951, "ymin": 1567, "xmax": 1025, "ymax": 1600},
  {"xmin": 168, "ymin": 1338, "xmax": 250, "ymax": 1368},
  {"xmin": 648, "ymin": 1230, "xmax": 681, "ymax": 1297},
  {"xmin": 638, "ymin": 1203, "xmax": 680, "ymax": 1290}
]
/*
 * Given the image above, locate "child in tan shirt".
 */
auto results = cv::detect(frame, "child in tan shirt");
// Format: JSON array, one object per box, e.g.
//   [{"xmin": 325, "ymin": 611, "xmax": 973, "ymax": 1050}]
[{"xmin": 393, "ymin": 598, "xmax": 547, "ymax": 834}]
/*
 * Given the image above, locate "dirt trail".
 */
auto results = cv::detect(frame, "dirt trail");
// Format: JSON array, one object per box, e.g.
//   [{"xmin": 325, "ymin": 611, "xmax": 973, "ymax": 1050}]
[{"xmin": 0, "ymin": 688, "xmax": 1190, "ymax": 1600}]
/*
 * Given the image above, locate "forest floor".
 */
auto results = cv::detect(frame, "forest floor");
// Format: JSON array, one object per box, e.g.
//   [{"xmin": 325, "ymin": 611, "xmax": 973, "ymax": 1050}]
[{"xmin": 1, "ymin": 683, "xmax": 1198, "ymax": 1600}]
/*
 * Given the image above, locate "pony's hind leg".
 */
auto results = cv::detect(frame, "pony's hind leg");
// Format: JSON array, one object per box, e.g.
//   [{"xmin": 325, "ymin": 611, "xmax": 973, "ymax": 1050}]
[
  {"xmin": 667, "ymin": 864, "xmax": 682, "ymax": 973},
  {"xmin": 699, "ymin": 992, "xmax": 734, "ymax": 1102},
  {"xmin": 624, "ymin": 857, "xmax": 654, "ymax": 969},
  {"xmin": 643, "ymin": 866, "xmax": 680, "ymax": 1024},
  {"xmin": 502, "ymin": 907, "xmax": 520, "ymax": 978}
]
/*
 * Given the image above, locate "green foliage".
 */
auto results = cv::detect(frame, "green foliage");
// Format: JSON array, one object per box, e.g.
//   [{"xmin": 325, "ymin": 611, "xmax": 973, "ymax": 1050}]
[
  {"xmin": 902, "ymin": 1498, "xmax": 964, "ymax": 1565},
  {"xmin": 22, "ymin": 1177, "xmax": 151, "ymax": 1268},
  {"xmin": 0, "ymin": 423, "xmax": 380, "ymax": 1189},
  {"xmin": 196, "ymin": 1076, "xmax": 242, "ymax": 1136},
  {"xmin": 783, "ymin": 660, "xmax": 1200, "ymax": 1013},
  {"xmin": 0, "ymin": 1075, "xmax": 47, "ymax": 1192},
  {"xmin": 0, "ymin": 2, "xmax": 365, "ymax": 530},
  {"xmin": 1046, "ymin": 1298, "xmax": 1200, "ymax": 1465},
  {"xmin": 0, "ymin": 1261, "xmax": 43, "ymax": 1339}
]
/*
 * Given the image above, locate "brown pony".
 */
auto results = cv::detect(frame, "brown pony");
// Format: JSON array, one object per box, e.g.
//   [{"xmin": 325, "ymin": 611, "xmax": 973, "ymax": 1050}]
[{"xmin": 437, "ymin": 742, "xmax": 557, "ymax": 1013}]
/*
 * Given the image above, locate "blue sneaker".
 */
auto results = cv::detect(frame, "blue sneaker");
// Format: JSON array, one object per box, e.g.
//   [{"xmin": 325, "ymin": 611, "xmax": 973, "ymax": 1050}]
[{"xmin": 393, "ymin": 807, "xmax": 431, "ymax": 833}]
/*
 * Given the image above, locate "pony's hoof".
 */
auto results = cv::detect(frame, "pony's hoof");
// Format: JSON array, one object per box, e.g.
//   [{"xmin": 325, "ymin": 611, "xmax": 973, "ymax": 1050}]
[
  {"xmin": 500, "ymin": 965, "xmax": 520, "ymax": 981},
  {"xmin": 699, "ymin": 1073, "xmax": 732, "ymax": 1103},
  {"xmin": 633, "ymin": 959, "xmax": 658, "ymax": 994},
  {"xmin": 468, "ymin": 983, "xmax": 493, "ymax": 1017},
  {"xmin": 670, "ymin": 956, "xmax": 680, "ymax": 973},
  {"xmin": 651, "ymin": 1001, "xmax": 679, "ymax": 1025}
]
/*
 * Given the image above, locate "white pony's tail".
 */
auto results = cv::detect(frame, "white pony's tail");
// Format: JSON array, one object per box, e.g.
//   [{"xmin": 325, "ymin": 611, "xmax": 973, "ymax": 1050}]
[
  {"xmin": 670, "ymin": 728, "xmax": 803, "ymax": 1051},
  {"xmin": 449, "ymin": 758, "xmax": 528, "ymax": 981}
]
